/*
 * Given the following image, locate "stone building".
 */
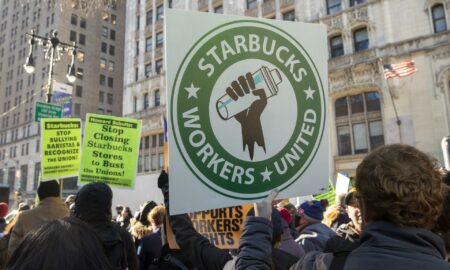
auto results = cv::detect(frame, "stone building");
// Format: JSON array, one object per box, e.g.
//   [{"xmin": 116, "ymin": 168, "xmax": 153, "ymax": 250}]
[{"xmin": 0, "ymin": 0, "xmax": 126, "ymax": 201}]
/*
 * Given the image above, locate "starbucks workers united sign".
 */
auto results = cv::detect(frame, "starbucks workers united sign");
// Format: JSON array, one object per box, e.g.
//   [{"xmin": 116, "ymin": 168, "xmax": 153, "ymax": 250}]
[{"xmin": 167, "ymin": 10, "xmax": 329, "ymax": 214}]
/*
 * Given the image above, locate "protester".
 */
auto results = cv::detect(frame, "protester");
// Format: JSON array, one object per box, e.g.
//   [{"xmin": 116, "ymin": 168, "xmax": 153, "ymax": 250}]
[
  {"xmin": 137, "ymin": 205, "xmax": 165, "ymax": 270},
  {"xmin": 130, "ymin": 220, "xmax": 152, "ymax": 249},
  {"xmin": 157, "ymin": 170, "xmax": 298, "ymax": 270},
  {"xmin": 295, "ymin": 200, "xmax": 336, "ymax": 252},
  {"xmin": 8, "ymin": 180, "xmax": 69, "ymax": 256},
  {"xmin": 277, "ymin": 207, "xmax": 305, "ymax": 258},
  {"xmin": 73, "ymin": 182, "xmax": 138, "ymax": 270},
  {"xmin": 120, "ymin": 207, "xmax": 132, "ymax": 229},
  {"xmin": 115, "ymin": 205, "xmax": 124, "ymax": 223},
  {"xmin": 0, "ymin": 203, "xmax": 8, "ymax": 234},
  {"xmin": 6, "ymin": 217, "xmax": 114, "ymax": 270},
  {"xmin": 135, "ymin": 201, "xmax": 157, "ymax": 227},
  {"xmin": 335, "ymin": 189, "xmax": 361, "ymax": 243},
  {"xmin": 322, "ymin": 194, "xmax": 350, "ymax": 231}
]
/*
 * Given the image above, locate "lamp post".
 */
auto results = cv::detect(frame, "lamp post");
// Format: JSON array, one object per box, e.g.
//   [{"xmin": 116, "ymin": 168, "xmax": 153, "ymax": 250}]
[{"xmin": 23, "ymin": 29, "xmax": 78, "ymax": 103}]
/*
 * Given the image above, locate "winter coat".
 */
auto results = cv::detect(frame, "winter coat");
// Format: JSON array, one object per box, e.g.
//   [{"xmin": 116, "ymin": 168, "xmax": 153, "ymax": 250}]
[
  {"xmin": 8, "ymin": 197, "xmax": 69, "ymax": 256},
  {"xmin": 137, "ymin": 229, "xmax": 163, "ymax": 270},
  {"xmin": 74, "ymin": 182, "xmax": 138, "ymax": 270},
  {"xmin": 296, "ymin": 223, "xmax": 336, "ymax": 253},
  {"xmin": 279, "ymin": 221, "xmax": 305, "ymax": 259},
  {"xmin": 335, "ymin": 222, "xmax": 359, "ymax": 243},
  {"xmin": 344, "ymin": 221, "xmax": 450, "ymax": 270}
]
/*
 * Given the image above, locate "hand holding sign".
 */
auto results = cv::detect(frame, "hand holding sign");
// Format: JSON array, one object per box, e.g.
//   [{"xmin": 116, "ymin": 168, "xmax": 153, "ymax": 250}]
[{"xmin": 254, "ymin": 189, "xmax": 279, "ymax": 220}]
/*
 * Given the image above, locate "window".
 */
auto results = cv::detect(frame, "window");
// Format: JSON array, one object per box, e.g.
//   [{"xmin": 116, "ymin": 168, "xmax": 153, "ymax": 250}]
[
  {"xmin": 138, "ymin": 156, "xmax": 142, "ymax": 173},
  {"xmin": 159, "ymin": 133, "xmax": 164, "ymax": 146},
  {"xmin": 101, "ymin": 42, "xmax": 107, "ymax": 53},
  {"xmin": 330, "ymin": 35, "xmax": 344, "ymax": 57},
  {"xmin": 145, "ymin": 37, "xmax": 152, "ymax": 52},
  {"xmin": 156, "ymin": 59, "xmax": 163, "ymax": 74},
  {"xmin": 99, "ymin": 92, "xmax": 104, "ymax": 103},
  {"xmin": 80, "ymin": 18, "xmax": 87, "ymax": 28},
  {"xmin": 100, "ymin": 75, "xmax": 106, "ymax": 85},
  {"xmin": 247, "ymin": 0, "xmax": 257, "ymax": 9},
  {"xmin": 144, "ymin": 155, "xmax": 150, "ymax": 172},
  {"xmin": 327, "ymin": 0, "xmax": 341, "ymax": 15},
  {"xmin": 71, "ymin": 14, "xmax": 78, "ymax": 25},
  {"xmin": 335, "ymin": 91, "xmax": 384, "ymax": 156},
  {"xmin": 111, "ymin": 15, "xmax": 116, "ymax": 25},
  {"xmin": 34, "ymin": 162, "xmax": 41, "ymax": 189},
  {"xmin": 108, "ymin": 77, "xmax": 114, "ymax": 88},
  {"xmin": 107, "ymin": 93, "xmax": 113, "ymax": 105},
  {"xmin": 70, "ymin": 30, "xmax": 76, "ymax": 42},
  {"xmin": 135, "ymin": 67, "xmax": 139, "ymax": 81},
  {"xmin": 145, "ymin": 136, "xmax": 150, "ymax": 149},
  {"xmin": 143, "ymin": 93, "xmax": 149, "ymax": 109},
  {"xmin": 75, "ymin": 85, "xmax": 82, "ymax": 97},
  {"xmin": 154, "ymin": 89, "xmax": 160, "ymax": 107},
  {"xmin": 136, "ymin": 15, "xmax": 140, "ymax": 30},
  {"xmin": 133, "ymin": 96, "xmax": 137, "ymax": 112},
  {"xmin": 349, "ymin": 0, "xmax": 365, "ymax": 6},
  {"xmin": 100, "ymin": 58, "xmax": 106, "ymax": 69},
  {"xmin": 214, "ymin": 6, "xmax": 223, "ymax": 14},
  {"xmin": 152, "ymin": 135, "xmax": 157, "ymax": 148},
  {"xmin": 108, "ymin": 61, "xmax": 114, "ymax": 72},
  {"xmin": 145, "ymin": 63, "xmax": 152, "ymax": 77},
  {"xmin": 79, "ymin": 33, "xmax": 86, "ymax": 45},
  {"xmin": 136, "ymin": 41, "xmax": 139, "ymax": 55},
  {"xmin": 353, "ymin": 28, "xmax": 369, "ymax": 52},
  {"xmin": 156, "ymin": 5, "xmax": 164, "ymax": 20},
  {"xmin": 156, "ymin": 32, "xmax": 163, "ymax": 48},
  {"xmin": 151, "ymin": 154, "xmax": 157, "ymax": 170},
  {"xmin": 77, "ymin": 51, "xmax": 85, "ymax": 62},
  {"xmin": 76, "ymin": 68, "xmax": 84, "ymax": 79},
  {"xmin": 102, "ymin": 26, "xmax": 108, "ymax": 37},
  {"xmin": 74, "ymin": 103, "xmax": 81, "ymax": 115},
  {"xmin": 146, "ymin": 10, "xmax": 153, "ymax": 25},
  {"xmin": 109, "ymin": 45, "xmax": 115, "ymax": 56},
  {"xmin": 283, "ymin": 10, "xmax": 295, "ymax": 21},
  {"xmin": 432, "ymin": 4, "xmax": 447, "ymax": 33},
  {"xmin": 110, "ymin": 29, "xmax": 116, "ymax": 41},
  {"xmin": 159, "ymin": 153, "xmax": 164, "ymax": 169}
]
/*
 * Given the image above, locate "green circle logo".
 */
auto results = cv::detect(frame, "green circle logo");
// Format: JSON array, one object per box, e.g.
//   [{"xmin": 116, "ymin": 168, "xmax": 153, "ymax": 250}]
[{"xmin": 171, "ymin": 20, "xmax": 325, "ymax": 199}]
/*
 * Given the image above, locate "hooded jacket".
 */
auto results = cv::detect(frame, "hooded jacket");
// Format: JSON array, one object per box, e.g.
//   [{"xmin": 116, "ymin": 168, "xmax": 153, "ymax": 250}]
[
  {"xmin": 344, "ymin": 221, "xmax": 450, "ymax": 270},
  {"xmin": 74, "ymin": 182, "xmax": 138, "ymax": 270}
]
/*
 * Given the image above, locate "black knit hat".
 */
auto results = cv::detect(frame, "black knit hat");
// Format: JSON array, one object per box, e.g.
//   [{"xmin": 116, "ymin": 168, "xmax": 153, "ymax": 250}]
[
  {"xmin": 37, "ymin": 180, "xmax": 60, "ymax": 200},
  {"xmin": 74, "ymin": 182, "xmax": 113, "ymax": 223}
]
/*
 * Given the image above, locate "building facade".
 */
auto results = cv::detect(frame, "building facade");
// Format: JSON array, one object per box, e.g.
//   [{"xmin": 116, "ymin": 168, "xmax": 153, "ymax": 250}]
[
  {"xmin": 0, "ymin": 0, "xmax": 126, "ymax": 202},
  {"xmin": 123, "ymin": 0, "xmax": 450, "ymax": 186}
]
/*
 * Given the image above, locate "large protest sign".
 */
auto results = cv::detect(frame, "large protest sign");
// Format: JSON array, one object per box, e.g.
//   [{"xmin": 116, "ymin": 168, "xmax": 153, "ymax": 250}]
[
  {"xmin": 189, "ymin": 205, "xmax": 253, "ymax": 249},
  {"xmin": 79, "ymin": 114, "xmax": 141, "ymax": 188},
  {"xmin": 41, "ymin": 119, "xmax": 81, "ymax": 180},
  {"xmin": 166, "ymin": 10, "xmax": 329, "ymax": 214}
]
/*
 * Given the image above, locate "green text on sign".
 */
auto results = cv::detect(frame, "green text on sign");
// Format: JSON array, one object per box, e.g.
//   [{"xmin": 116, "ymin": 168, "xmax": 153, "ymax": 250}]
[
  {"xmin": 35, "ymin": 101, "xmax": 62, "ymax": 123},
  {"xmin": 41, "ymin": 118, "xmax": 82, "ymax": 180},
  {"xmin": 79, "ymin": 114, "xmax": 142, "ymax": 189}
]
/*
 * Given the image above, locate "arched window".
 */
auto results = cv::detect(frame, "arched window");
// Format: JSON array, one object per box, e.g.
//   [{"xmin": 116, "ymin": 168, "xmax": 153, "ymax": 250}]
[
  {"xmin": 335, "ymin": 91, "xmax": 384, "ymax": 156},
  {"xmin": 432, "ymin": 4, "xmax": 447, "ymax": 33}
]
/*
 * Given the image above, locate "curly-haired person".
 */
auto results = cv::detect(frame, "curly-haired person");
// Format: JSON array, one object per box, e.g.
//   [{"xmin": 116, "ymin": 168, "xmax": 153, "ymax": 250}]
[{"xmin": 343, "ymin": 144, "xmax": 449, "ymax": 270}]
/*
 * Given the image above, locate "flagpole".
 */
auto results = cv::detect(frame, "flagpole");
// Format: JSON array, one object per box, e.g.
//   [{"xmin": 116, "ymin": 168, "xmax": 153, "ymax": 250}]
[{"xmin": 379, "ymin": 58, "xmax": 403, "ymax": 143}]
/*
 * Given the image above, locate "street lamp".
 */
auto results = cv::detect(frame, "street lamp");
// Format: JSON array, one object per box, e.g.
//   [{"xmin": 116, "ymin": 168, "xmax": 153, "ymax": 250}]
[{"xmin": 24, "ymin": 29, "xmax": 78, "ymax": 103}]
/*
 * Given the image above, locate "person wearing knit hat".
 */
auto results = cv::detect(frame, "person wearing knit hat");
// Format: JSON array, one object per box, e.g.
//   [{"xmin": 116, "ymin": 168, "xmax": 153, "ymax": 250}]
[
  {"xmin": 0, "ymin": 202, "xmax": 8, "ymax": 235},
  {"xmin": 277, "ymin": 207, "xmax": 305, "ymax": 258},
  {"xmin": 8, "ymin": 180, "xmax": 69, "ymax": 257},
  {"xmin": 295, "ymin": 200, "xmax": 336, "ymax": 253}
]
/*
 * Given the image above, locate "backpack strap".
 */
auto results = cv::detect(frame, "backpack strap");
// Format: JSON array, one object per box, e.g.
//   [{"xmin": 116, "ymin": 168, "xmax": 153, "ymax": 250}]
[{"xmin": 164, "ymin": 254, "xmax": 189, "ymax": 270}]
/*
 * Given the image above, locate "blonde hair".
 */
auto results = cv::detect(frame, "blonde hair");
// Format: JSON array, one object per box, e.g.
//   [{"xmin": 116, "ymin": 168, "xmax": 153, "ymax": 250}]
[
  {"xmin": 147, "ymin": 205, "xmax": 166, "ymax": 226},
  {"xmin": 322, "ymin": 204, "xmax": 342, "ymax": 227},
  {"xmin": 130, "ymin": 221, "xmax": 152, "ymax": 240}
]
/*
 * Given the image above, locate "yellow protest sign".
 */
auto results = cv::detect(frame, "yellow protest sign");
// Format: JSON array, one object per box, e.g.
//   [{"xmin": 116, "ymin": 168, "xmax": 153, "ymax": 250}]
[
  {"xmin": 41, "ymin": 118, "xmax": 82, "ymax": 180},
  {"xmin": 189, "ymin": 205, "xmax": 253, "ymax": 249}
]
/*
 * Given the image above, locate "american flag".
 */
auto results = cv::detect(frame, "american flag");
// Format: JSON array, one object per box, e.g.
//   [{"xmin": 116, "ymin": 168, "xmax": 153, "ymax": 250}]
[{"xmin": 383, "ymin": 60, "xmax": 418, "ymax": 79}]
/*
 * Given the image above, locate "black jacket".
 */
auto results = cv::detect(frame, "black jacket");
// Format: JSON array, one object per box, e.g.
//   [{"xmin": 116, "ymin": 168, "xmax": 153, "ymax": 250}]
[{"xmin": 74, "ymin": 182, "xmax": 138, "ymax": 270}]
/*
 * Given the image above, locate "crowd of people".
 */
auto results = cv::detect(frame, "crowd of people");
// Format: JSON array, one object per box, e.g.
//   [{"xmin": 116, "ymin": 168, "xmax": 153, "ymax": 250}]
[{"xmin": 0, "ymin": 144, "xmax": 448, "ymax": 270}]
